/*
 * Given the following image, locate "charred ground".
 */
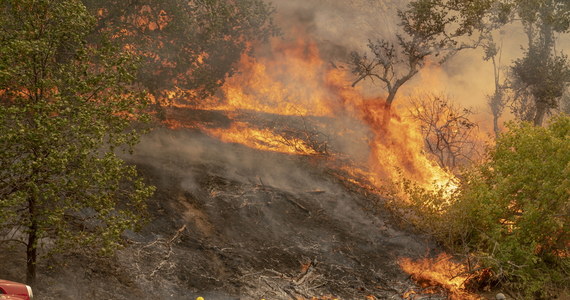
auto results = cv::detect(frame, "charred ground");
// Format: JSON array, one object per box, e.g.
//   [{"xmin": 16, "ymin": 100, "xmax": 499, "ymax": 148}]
[{"xmin": 1, "ymin": 126, "xmax": 443, "ymax": 299}]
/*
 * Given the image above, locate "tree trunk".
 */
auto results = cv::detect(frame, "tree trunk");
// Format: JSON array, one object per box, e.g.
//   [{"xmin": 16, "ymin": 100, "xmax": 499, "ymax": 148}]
[
  {"xmin": 382, "ymin": 93, "xmax": 396, "ymax": 128},
  {"xmin": 493, "ymin": 114, "xmax": 500, "ymax": 138},
  {"xmin": 26, "ymin": 197, "xmax": 38, "ymax": 285},
  {"xmin": 534, "ymin": 102, "xmax": 547, "ymax": 126},
  {"xmin": 490, "ymin": 55, "xmax": 503, "ymax": 139}
]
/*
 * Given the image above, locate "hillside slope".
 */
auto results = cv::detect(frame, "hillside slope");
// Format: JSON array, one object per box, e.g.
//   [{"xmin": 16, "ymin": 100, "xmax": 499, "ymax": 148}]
[{"xmin": 1, "ymin": 129, "xmax": 439, "ymax": 299}]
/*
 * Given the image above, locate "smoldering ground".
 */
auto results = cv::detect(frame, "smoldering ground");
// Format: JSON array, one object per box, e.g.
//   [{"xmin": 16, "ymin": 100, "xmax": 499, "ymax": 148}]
[
  {"xmin": 115, "ymin": 128, "xmax": 437, "ymax": 299},
  {"xmin": 5, "ymin": 123, "xmax": 436, "ymax": 299}
]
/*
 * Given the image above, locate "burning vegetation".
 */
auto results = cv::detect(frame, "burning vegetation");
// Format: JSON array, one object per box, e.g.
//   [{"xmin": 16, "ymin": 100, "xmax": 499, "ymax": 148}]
[
  {"xmin": 164, "ymin": 34, "xmax": 458, "ymax": 192},
  {"xmin": 1, "ymin": 0, "xmax": 569, "ymax": 299},
  {"xmin": 399, "ymin": 254, "xmax": 485, "ymax": 300}
]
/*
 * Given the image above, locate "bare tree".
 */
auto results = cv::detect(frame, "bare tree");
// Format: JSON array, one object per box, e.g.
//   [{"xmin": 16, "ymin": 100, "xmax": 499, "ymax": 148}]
[{"xmin": 407, "ymin": 93, "xmax": 480, "ymax": 170}]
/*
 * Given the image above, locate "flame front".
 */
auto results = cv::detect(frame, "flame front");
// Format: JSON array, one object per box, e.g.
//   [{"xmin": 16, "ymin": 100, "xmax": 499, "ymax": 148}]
[
  {"xmin": 203, "ymin": 122, "xmax": 319, "ymax": 155},
  {"xmin": 167, "ymin": 33, "xmax": 456, "ymax": 192},
  {"xmin": 156, "ymin": 28, "xmax": 479, "ymax": 298},
  {"xmin": 191, "ymin": 37, "xmax": 336, "ymax": 117}
]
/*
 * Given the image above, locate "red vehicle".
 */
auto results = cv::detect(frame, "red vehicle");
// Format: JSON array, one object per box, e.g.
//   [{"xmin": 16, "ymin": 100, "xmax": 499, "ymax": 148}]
[{"xmin": 0, "ymin": 280, "xmax": 33, "ymax": 300}]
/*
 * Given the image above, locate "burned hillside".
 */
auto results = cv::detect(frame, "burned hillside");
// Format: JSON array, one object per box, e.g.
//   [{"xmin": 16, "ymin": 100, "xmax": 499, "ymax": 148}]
[
  {"xmin": 19, "ymin": 128, "xmax": 439, "ymax": 299},
  {"xmin": 2, "ymin": 0, "xmax": 568, "ymax": 299}
]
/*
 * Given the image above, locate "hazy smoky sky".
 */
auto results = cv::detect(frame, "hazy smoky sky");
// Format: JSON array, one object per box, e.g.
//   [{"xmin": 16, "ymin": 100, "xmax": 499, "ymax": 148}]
[{"xmin": 269, "ymin": 0, "xmax": 570, "ymax": 130}]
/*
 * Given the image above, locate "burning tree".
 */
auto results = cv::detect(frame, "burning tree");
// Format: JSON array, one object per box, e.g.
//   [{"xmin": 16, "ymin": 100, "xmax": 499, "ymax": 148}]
[
  {"xmin": 0, "ymin": 0, "xmax": 154, "ymax": 284},
  {"xmin": 350, "ymin": 0, "xmax": 494, "ymax": 127},
  {"xmin": 82, "ymin": 0, "xmax": 279, "ymax": 105},
  {"xmin": 407, "ymin": 93, "xmax": 480, "ymax": 171}
]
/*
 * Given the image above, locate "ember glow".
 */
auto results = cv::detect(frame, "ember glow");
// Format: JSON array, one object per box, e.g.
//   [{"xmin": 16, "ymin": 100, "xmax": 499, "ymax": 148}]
[
  {"xmin": 399, "ymin": 254, "xmax": 483, "ymax": 300},
  {"xmin": 192, "ymin": 37, "xmax": 336, "ymax": 117},
  {"xmin": 203, "ymin": 122, "xmax": 320, "ymax": 155}
]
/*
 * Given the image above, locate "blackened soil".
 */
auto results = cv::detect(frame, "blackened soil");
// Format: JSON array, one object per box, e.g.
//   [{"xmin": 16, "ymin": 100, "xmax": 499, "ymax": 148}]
[{"xmin": 1, "ymin": 130, "xmax": 438, "ymax": 300}]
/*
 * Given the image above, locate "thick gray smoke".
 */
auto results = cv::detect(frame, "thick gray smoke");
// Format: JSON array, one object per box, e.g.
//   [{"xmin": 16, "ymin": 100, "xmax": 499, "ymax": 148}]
[{"xmin": 271, "ymin": 0, "xmax": 402, "ymax": 55}]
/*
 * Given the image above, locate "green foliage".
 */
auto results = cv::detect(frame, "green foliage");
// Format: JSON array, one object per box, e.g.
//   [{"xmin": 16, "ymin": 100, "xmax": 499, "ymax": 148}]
[
  {"xmin": 394, "ymin": 115, "xmax": 570, "ymax": 298},
  {"xmin": 512, "ymin": 47, "xmax": 570, "ymax": 114},
  {"xmin": 450, "ymin": 116, "xmax": 569, "ymax": 298},
  {"xmin": 0, "ymin": 0, "xmax": 155, "ymax": 280},
  {"xmin": 400, "ymin": 0, "xmax": 494, "ymax": 40},
  {"xmin": 350, "ymin": 0, "xmax": 497, "ymax": 127},
  {"xmin": 500, "ymin": 0, "xmax": 570, "ymax": 125}
]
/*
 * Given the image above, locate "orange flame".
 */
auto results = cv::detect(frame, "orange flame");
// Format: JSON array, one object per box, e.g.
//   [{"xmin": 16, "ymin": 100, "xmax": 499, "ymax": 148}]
[
  {"xmin": 204, "ymin": 122, "xmax": 319, "ymax": 155},
  {"xmin": 399, "ymin": 254, "xmax": 483, "ymax": 300},
  {"xmin": 190, "ymin": 38, "xmax": 336, "ymax": 116},
  {"xmin": 166, "ymin": 31, "xmax": 457, "ymax": 193}
]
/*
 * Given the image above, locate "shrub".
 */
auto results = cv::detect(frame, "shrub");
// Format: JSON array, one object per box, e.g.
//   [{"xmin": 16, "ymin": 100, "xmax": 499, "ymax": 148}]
[{"xmin": 395, "ymin": 115, "xmax": 570, "ymax": 298}]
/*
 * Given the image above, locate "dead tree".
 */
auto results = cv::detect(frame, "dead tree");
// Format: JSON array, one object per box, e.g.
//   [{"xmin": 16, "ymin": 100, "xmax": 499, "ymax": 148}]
[{"xmin": 407, "ymin": 93, "xmax": 479, "ymax": 170}]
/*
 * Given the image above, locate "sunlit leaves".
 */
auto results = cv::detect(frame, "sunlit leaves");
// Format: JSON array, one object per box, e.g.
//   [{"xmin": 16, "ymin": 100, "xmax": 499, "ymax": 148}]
[{"xmin": 0, "ymin": 0, "xmax": 155, "ymax": 279}]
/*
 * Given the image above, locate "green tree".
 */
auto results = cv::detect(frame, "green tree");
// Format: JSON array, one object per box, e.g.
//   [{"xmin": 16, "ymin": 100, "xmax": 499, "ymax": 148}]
[
  {"xmin": 0, "ymin": 0, "xmax": 154, "ymax": 284},
  {"xmin": 81, "ymin": 0, "xmax": 278, "ymax": 105},
  {"xmin": 511, "ymin": 48, "xmax": 570, "ymax": 126},
  {"xmin": 504, "ymin": 0, "xmax": 570, "ymax": 126}
]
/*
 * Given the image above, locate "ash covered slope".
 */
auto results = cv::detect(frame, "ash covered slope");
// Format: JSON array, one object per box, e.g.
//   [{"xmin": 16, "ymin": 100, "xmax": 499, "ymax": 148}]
[{"xmin": 113, "ymin": 128, "xmax": 436, "ymax": 299}]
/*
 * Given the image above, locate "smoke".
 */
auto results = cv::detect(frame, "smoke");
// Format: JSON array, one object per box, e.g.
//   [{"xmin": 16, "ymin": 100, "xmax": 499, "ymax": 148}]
[
  {"xmin": 271, "ymin": 0, "xmax": 402, "ymax": 58},
  {"xmin": 269, "ymin": 0, "xmax": 495, "ymax": 126},
  {"xmin": 269, "ymin": 0, "xmax": 570, "ymax": 133},
  {"xmin": 133, "ymin": 129, "xmax": 338, "ymax": 194}
]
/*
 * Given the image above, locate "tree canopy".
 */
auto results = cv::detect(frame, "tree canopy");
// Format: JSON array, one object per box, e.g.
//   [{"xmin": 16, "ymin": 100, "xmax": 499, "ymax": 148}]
[
  {"xmin": 508, "ymin": 0, "xmax": 570, "ymax": 125},
  {"xmin": 0, "ymin": 0, "xmax": 155, "ymax": 284},
  {"xmin": 82, "ymin": 0, "xmax": 279, "ymax": 103},
  {"xmin": 350, "ymin": 0, "xmax": 495, "ymax": 127}
]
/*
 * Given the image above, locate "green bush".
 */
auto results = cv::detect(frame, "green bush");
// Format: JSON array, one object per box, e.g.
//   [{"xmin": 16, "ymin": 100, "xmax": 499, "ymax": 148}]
[{"xmin": 395, "ymin": 115, "xmax": 570, "ymax": 299}]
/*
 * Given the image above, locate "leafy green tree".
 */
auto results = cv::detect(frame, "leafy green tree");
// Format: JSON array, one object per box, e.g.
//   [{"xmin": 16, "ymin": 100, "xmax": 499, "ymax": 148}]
[
  {"xmin": 511, "ymin": 48, "xmax": 570, "ymax": 126},
  {"xmin": 501, "ymin": 0, "xmax": 570, "ymax": 126},
  {"xmin": 81, "ymin": 0, "xmax": 279, "ymax": 105},
  {"xmin": 0, "ymin": 0, "xmax": 155, "ymax": 284}
]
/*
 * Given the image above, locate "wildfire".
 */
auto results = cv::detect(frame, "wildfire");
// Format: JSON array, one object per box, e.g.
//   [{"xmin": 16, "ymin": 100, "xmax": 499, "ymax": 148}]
[
  {"xmin": 151, "ymin": 24, "xmax": 488, "ymax": 300},
  {"xmin": 399, "ymin": 254, "xmax": 483, "ymax": 300},
  {"xmin": 190, "ymin": 38, "xmax": 336, "ymax": 117},
  {"xmin": 203, "ymin": 122, "xmax": 319, "ymax": 155},
  {"xmin": 164, "ymin": 29, "xmax": 458, "ymax": 195}
]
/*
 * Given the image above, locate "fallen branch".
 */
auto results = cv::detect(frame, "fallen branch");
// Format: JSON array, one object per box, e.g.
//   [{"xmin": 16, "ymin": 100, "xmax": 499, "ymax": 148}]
[{"xmin": 294, "ymin": 259, "xmax": 317, "ymax": 285}]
